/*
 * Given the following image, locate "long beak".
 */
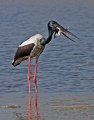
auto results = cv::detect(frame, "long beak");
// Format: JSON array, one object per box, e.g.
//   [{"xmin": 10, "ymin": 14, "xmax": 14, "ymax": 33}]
[{"xmin": 55, "ymin": 23, "xmax": 79, "ymax": 42}]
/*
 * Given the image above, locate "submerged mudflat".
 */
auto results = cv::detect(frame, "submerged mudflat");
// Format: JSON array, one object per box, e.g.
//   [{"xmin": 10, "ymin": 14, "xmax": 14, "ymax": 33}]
[{"xmin": 0, "ymin": 93, "xmax": 94, "ymax": 120}]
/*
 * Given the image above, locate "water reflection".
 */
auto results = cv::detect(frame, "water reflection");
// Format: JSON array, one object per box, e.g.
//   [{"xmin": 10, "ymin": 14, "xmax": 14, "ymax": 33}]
[
  {"xmin": 28, "ymin": 80, "xmax": 39, "ymax": 120},
  {"xmin": 34, "ymin": 79, "xmax": 39, "ymax": 120},
  {"xmin": 15, "ymin": 85, "xmax": 39, "ymax": 120}
]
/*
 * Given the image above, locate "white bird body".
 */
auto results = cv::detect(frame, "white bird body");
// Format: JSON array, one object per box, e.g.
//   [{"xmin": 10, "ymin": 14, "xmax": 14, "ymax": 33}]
[{"xmin": 12, "ymin": 34, "xmax": 45, "ymax": 66}]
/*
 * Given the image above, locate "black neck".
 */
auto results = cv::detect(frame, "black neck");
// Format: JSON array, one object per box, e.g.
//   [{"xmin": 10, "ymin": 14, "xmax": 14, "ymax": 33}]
[{"xmin": 41, "ymin": 30, "xmax": 53, "ymax": 46}]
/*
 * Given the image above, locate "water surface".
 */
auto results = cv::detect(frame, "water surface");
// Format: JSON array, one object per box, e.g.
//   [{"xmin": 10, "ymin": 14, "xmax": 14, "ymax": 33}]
[{"xmin": 0, "ymin": 0, "xmax": 94, "ymax": 119}]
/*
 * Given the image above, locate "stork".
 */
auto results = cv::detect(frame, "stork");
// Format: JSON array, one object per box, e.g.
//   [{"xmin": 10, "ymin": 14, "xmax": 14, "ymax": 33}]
[{"xmin": 12, "ymin": 20, "xmax": 78, "ymax": 93}]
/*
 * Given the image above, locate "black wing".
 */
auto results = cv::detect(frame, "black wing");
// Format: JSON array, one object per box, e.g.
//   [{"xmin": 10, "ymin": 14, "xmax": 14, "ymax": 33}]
[{"xmin": 14, "ymin": 43, "xmax": 35, "ymax": 61}]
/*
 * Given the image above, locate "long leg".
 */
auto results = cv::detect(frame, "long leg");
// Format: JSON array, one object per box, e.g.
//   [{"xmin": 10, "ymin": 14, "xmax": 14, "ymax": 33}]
[
  {"xmin": 33, "ymin": 57, "xmax": 38, "ymax": 94},
  {"xmin": 28, "ymin": 56, "xmax": 31, "ymax": 93},
  {"xmin": 34, "ymin": 57, "xmax": 39, "ymax": 119},
  {"xmin": 28, "ymin": 90, "xmax": 32, "ymax": 120}
]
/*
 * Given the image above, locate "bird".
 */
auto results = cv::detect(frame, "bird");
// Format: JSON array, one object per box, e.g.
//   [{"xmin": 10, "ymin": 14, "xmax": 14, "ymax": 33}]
[{"xmin": 12, "ymin": 20, "xmax": 78, "ymax": 93}]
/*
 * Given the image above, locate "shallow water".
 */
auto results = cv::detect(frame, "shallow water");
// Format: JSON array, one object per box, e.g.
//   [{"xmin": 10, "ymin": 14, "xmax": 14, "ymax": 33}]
[{"xmin": 0, "ymin": 0, "xmax": 94, "ymax": 120}]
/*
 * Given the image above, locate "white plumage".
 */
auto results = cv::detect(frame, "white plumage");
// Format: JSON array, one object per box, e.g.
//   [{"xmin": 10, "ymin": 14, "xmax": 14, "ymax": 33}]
[{"xmin": 19, "ymin": 34, "xmax": 44, "ymax": 47}]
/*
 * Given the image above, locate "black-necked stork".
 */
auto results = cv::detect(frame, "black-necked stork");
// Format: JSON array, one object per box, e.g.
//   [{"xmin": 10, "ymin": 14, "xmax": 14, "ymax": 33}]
[{"xmin": 12, "ymin": 20, "xmax": 78, "ymax": 93}]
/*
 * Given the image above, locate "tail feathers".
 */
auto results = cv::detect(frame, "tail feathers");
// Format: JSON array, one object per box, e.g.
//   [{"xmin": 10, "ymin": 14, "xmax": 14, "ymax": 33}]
[
  {"xmin": 12, "ymin": 59, "xmax": 15, "ymax": 66},
  {"xmin": 12, "ymin": 59, "xmax": 20, "ymax": 67}
]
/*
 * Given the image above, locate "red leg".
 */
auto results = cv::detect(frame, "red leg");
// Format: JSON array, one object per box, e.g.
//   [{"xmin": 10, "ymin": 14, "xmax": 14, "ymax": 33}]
[
  {"xmin": 34, "ymin": 58, "xmax": 39, "ymax": 119},
  {"xmin": 28, "ymin": 56, "xmax": 31, "ymax": 93},
  {"xmin": 28, "ymin": 91, "xmax": 32, "ymax": 120},
  {"xmin": 33, "ymin": 58, "xmax": 38, "ymax": 94}
]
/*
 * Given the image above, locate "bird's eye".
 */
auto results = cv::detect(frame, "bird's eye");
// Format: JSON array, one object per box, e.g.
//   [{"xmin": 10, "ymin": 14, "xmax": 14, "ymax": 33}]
[
  {"xmin": 39, "ymin": 38, "xmax": 42, "ymax": 43},
  {"xmin": 40, "ymin": 38, "xmax": 44, "ymax": 43}
]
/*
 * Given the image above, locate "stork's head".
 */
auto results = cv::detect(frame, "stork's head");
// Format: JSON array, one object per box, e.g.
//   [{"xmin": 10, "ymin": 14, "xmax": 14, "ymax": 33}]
[{"xmin": 48, "ymin": 20, "xmax": 78, "ymax": 42}]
